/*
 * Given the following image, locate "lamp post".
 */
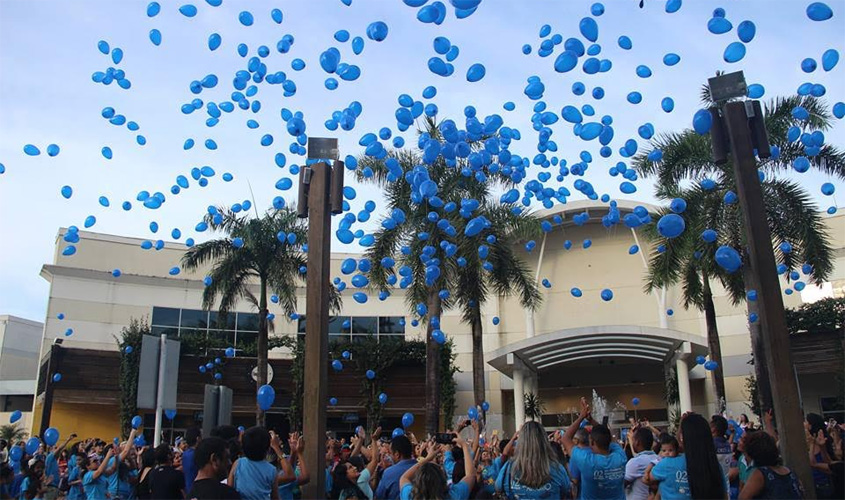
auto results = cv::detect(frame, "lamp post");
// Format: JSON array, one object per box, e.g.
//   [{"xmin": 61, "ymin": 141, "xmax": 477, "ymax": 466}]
[
  {"xmin": 707, "ymin": 71, "xmax": 815, "ymax": 497},
  {"xmin": 298, "ymin": 138, "xmax": 344, "ymax": 500}
]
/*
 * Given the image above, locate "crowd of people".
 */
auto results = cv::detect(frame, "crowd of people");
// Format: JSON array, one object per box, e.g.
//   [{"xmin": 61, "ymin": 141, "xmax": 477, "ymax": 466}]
[{"xmin": 1, "ymin": 398, "xmax": 843, "ymax": 499}]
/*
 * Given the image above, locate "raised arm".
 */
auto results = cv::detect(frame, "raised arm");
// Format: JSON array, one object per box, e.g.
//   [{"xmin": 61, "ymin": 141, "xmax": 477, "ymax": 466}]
[
  {"xmin": 120, "ymin": 429, "xmax": 138, "ymax": 461},
  {"xmin": 400, "ymin": 441, "xmax": 437, "ymax": 491},
  {"xmin": 92, "ymin": 449, "xmax": 114, "ymax": 480},
  {"xmin": 55, "ymin": 433, "xmax": 77, "ymax": 455},
  {"xmin": 294, "ymin": 434, "xmax": 310, "ymax": 485},
  {"xmin": 562, "ymin": 397, "xmax": 591, "ymax": 455},
  {"xmin": 456, "ymin": 433, "xmax": 476, "ymax": 492},
  {"xmin": 365, "ymin": 434, "xmax": 380, "ymax": 476}
]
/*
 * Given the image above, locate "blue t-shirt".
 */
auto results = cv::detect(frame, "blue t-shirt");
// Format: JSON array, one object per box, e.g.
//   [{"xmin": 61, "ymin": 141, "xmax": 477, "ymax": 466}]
[
  {"xmin": 651, "ymin": 455, "xmax": 691, "ymax": 500},
  {"xmin": 480, "ymin": 457, "xmax": 503, "ymax": 495},
  {"xmin": 495, "ymin": 460, "xmax": 570, "ymax": 499},
  {"xmin": 106, "ymin": 456, "xmax": 120, "ymax": 496},
  {"xmin": 569, "ymin": 443, "xmax": 626, "ymax": 499},
  {"xmin": 44, "ymin": 452, "xmax": 60, "ymax": 486},
  {"xmin": 67, "ymin": 466, "xmax": 84, "ymax": 500},
  {"xmin": 233, "ymin": 458, "xmax": 277, "ymax": 500},
  {"xmin": 182, "ymin": 447, "xmax": 197, "ymax": 494},
  {"xmin": 399, "ymin": 481, "xmax": 470, "ymax": 500},
  {"xmin": 20, "ymin": 476, "xmax": 44, "ymax": 500},
  {"xmin": 83, "ymin": 471, "xmax": 108, "ymax": 500},
  {"xmin": 374, "ymin": 459, "xmax": 416, "ymax": 500}
]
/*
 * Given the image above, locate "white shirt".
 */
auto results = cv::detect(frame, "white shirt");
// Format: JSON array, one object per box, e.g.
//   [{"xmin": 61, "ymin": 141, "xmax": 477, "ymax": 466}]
[{"xmin": 624, "ymin": 450, "xmax": 656, "ymax": 500}]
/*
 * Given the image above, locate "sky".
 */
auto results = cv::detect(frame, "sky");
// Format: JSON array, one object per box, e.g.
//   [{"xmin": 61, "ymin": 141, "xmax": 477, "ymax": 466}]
[{"xmin": 0, "ymin": 0, "xmax": 843, "ymax": 323}]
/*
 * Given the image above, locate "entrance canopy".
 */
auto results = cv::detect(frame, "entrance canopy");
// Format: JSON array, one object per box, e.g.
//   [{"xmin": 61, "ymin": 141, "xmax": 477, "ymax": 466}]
[{"xmin": 488, "ymin": 325, "xmax": 708, "ymax": 377}]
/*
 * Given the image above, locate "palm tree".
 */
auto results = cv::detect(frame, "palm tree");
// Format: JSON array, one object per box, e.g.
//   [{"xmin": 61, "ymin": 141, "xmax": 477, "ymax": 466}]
[
  {"xmin": 357, "ymin": 116, "xmax": 523, "ymax": 433},
  {"xmin": 635, "ymin": 92, "xmax": 842, "ymax": 412},
  {"xmin": 182, "ymin": 206, "xmax": 340, "ymax": 425},
  {"xmin": 454, "ymin": 202, "xmax": 542, "ymax": 409},
  {"xmin": 0, "ymin": 423, "xmax": 28, "ymax": 443}
]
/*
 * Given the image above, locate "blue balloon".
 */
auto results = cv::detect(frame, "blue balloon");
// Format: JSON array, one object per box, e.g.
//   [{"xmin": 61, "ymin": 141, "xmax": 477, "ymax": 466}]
[
  {"xmin": 392, "ymin": 427, "xmax": 405, "ymax": 438},
  {"xmin": 724, "ymin": 42, "xmax": 746, "ymax": 63},
  {"xmin": 579, "ymin": 17, "xmax": 598, "ymax": 42},
  {"xmin": 618, "ymin": 35, "xmax": 632, "ymax": 50},
  {"xmin": 131, "ymin": 415, "xmax": 143, "ymax": 429},
  {"xmin": 737, "ymin": 20, "xmax": 756, "ymax": 42},
  {"xmin": 165, "ymin": 409, "xmax": 177, "ymax": 420},
  {"xmin": 704, "ymin": 360, "xmax": 719, "ymax": 371},
  {"xmin": 822, "ymin": 49, "xmax": 839, "ymax": 71},
  {"xmin": 715, "ymin": 246, "xmax": 742, "ymax": 273},
  {"xmin": 636, "ymin": 65, "xmax": 652, "ymax": 78},
  {"xmin": 402, "ymin": 412, "xmax": 414, "ymax": 428},
  {"xmin": 332, "ymin": 359, "xmax": 343, "ymax": 371},
  {"xmin": 665, "ymin": 0, "xmax": 682, "ymax": 13},
  {"xmin": 179, "ymin": 4, "xmax": 197, "ymax": 17},
  {"xmin": 52, "ymin": 373, "xmax": 62, "ymax": 382},
  {"xmin": 366, "ymin": 21, "xmax": 389, "ymax": 41},
  {"xmin": 657, "ymin": 214, "xmax": 685, "ymax": 238},
  {"xmin": 42, "ymin": 427, "xmax": 59, "ymax": 447},
  {"xmin": 238, "ymin": 11, "xmax": 254, "ymax": 26},
  {"xmin": 26, "ymin": 437, "xmax": 41, "ymax": 455},
  {"xmin": 806, "ymin": 2, "xmax": 833, "ymax": 21},
  {"xmin": 147, "ymin": 2, "xmax": 161, "ymax": 17},
  {"xmin": 554, "ymin": 51, "xmax": 579, "ymax": 73},
  {"xmin": 9, "ymin": 445, "xmax": 22, "ymax": 462},
  {"xmin": 571, "ymin": 287, "xmax": 583, "ymax": 297},
  {"xmin": 663, "ymin": 53, "xmax": 680, "ymax": 66},
  {"xmin": 632, "ymin": 397, "xmax": 640, "ymax": 406},
  {"xmin": 661, "ymin": 97, "xmax": 675, "ymax": 112},
  {"xmin": 46, "ymin": 144, "xmax": 60, "ymax": 157},
  {"xmin": 366, "ymin": 369, "xmax": 376, "ymax": 380},
  {"xmin": 468, "ymin": 406, "xmax": 479, "ymax": 420},
  {"xmin": 707, "ymin": 17, "xmax": 732, "ymax": 34},
  {"xmin": 257, "ymin": 384, "xmax": 275, "ymax": 411},
  {"xmin": 271, "ymin": 8, "xmax": 283, "ymax": 23},
  {"xmin": 378, "ymin": 392, "xmax": 388, "ymax": 404},
  {"xmin": 149, "ymin": 29, "xmax": 162, "ymax": 46},
  {"xmin": 466, "ymin": 63, "xmax": 486, "ymax": 82},
  {"xmin": 24, "ymin": 144, "xmax": 41, "ymax": 156},
  {"xmin": 600, "ymin": 289, "xmax": 614, "ymax": 301}
]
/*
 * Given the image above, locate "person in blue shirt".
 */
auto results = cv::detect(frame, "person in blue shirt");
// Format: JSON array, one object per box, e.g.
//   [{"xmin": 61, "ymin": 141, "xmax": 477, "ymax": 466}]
[
  {"xmin": 43, "ymin": 432, "xmax": 75, "ymax": 499},
  {"xmin": 181, "ymin": 427, "xmax": 201, "ymax": 495},
  {"xmin": 227, "ymin": 427, "xmax": 279, "ymax": 499},
  {"xmin": 106, "ymin": 428, "xmax": 138, "ymax": 500},
  {"xmin": 274, "ymin": 432, "xmax": 310, "ymax": 500},
  {"xmin": 561, "ymin": 397, "xmax": 626, "ymax": 499},
  {"xmin": 66, "ymin": 453, "xmax": 85, "ymax": 500},
  {"xmin": 374, "ymin": 435, "xmax": 415, "ymax": 500},
  {"xmin": 82, "ymin": 448, "xmax": 114, "ymax": 500},
  {"xmin": 644, "ymin": 413, "xmax": 727, "ymax": 500},
  {"xmin": 399, "ymin": 433, "xmax": 475, "ymax": 500},
  {"xmin": 495, "ymin": 421, "xmax": 570, "ymax": 499},
  {"xmin": 20, "ymin": 458, "xmax": 48, "ymax": 500}
]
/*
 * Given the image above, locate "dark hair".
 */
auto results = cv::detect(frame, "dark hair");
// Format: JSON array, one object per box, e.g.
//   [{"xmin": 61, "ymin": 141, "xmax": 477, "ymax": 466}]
[
  {"xmin": 331, "ymin": 462, "xmax": 366, "ymax": 500},
  {"xmin": 549, "ymin": 441, "xmax": 565, "ymax": 462},
  {"xmin": 24, "ymin": 459, "xmax": 44, "ymax": 500},
  {"xmin": 659, "ymin": 433, "xmax": 679, "ymax": 451},
  {"xmin": 710, "ymin": 415, "xmax": 728, "ymax": 437},
  {"xmin": 411, "ymin": 462, "xmax": 448, "ymax": 500},
  {"xmin": 682, "ymin": 414, "xmax": 726, "ymax": 499},
  {"xmin": 589, "ymin": 424, "xmax": 612, "ymax": 450},
  {"xmin": 633, "ymin": 427, "xmax": 654, "ymax": 451},
  {"xmin": 210, "ymin": 425, "xmax": 239, "ymax": 441},
  {"xmin": 390, "ymin": 435, "xmax": 412, "ymax": 459},
  {"xmin": 451, "ymin": 447, "xmax": 466, "ymax": 484},
  {"xmin": 154, "ymin": 443, "xmax": 172, "ymax": 465},
  {"xmin": 498, "ymin": 438, "xmax": 510, "ymax": 454},
  {"xmin": 185, "ymin": 427, "xmax": 201, "ymax": 447},
  {"xmin": 743, "ymin": 431, "xmax": 781, "ymax": 467},
  {"xmin": 195, "ymin": 437, "xmax": 228, "ymax": 468},
  {"xmin": 140, "ymin": 448, "xmax": 155, "ymax": 469},
  {"xmin": 242, "ymin": 426, "xmax": 270, "ymax": 461}
]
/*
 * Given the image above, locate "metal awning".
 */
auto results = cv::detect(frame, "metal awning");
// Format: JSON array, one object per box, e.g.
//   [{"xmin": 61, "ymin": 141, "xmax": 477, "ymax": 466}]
[{"xmin": 488, "ymin": 325, "xmax": 709, "ymax": 377}]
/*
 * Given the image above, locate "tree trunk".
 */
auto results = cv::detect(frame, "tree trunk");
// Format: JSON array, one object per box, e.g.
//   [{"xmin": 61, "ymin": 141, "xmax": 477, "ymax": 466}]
[
  {"xmin": 701, "ymin": 273, "xmax": 727, "ymax": 411},
  {"xmin": 425, "ymin": 288, "xmax": 443, "ymax": 435},
  {"xmin": 256, "ymin": 277, "xmax": 268, "ymax": 427},
  {"xmin": 742, "ymin": 265, "xmax": 773, "ymax": 416},
  {"xmin": 471, "ymin": 311, "xmax": 485, "ymax": 409}
]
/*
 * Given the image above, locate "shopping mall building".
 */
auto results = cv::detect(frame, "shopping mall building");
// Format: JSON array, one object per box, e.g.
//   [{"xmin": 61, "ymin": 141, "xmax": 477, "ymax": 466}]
[{"xmin": 25, "ymin": 200, "xmax": 845, "ymax": 439}]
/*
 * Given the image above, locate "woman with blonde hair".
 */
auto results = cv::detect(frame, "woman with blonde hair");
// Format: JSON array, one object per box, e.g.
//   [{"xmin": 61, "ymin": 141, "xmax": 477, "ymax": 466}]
[{"xmin": 496, "ymin": 421, "xmax": 571, "ymax": 499}]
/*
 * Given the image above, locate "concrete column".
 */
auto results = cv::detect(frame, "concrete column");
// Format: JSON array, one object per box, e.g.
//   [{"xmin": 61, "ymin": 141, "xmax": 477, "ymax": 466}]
[
  {"xmin": 676, "ymin": 356, "xmax": 692, "ymax": 414},
  {"xmin": 525, "ymin": 233, "xmax": 547, "ymax": 339},
  {"xmin": 513, "ymin": 367, "xmax": 525, "ymax": 430}
]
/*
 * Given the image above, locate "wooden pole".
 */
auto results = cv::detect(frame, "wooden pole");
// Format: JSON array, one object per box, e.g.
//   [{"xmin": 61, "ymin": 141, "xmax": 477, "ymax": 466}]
[
  {"xmin": 722, "ymin": 101, "xmax": 815, "ymax": 497},
  {"xmin": 300, "ymin": 162, "xmax": 332, "ymax": 500}
]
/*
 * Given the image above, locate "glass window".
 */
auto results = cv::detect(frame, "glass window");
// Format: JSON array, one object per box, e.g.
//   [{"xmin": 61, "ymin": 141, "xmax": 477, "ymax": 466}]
[
  {"xmin": 151, "ymin": 307, "xmax": 180, "ymax": 327},
  {"xmin": 329, "ymin": 333, "xmax": 350, "ymax": 343},
  {"xmin": 351, "ymin": 316, "xmax": 377, "ymax": 335},
  {"xmin": 351, "ymin": 334, "xmax": 376, "ymax": 344},
  {"xmin": 209, "ymin": 312, "xmax": 236, "ymax": 331},
  {"xmin": 180, "ymin": 309, "xmax": 209, "ymax": 329},
  {"xmin": 297, "ymin": 317, "xmax": 307, "ymax": 334},
  {"xmin": 329, "ymin": 316, "xmax": 350, "ymax": 334},
  {"xmin": 379, "ymin": 317, "xmax": 405, "ymax": 334},
  {"xmin": 208, "ymin": 330, "xmax": 235, "ymax": 346},
  {"xmin": 380, "ymin": 334, "xmax": 406, "ymax": 342},
  {"xmin": 151, "ymin": 326, "xmax": 178, "ymax": 338},
  {"xmin": 237, "ymin": 313, "xmax": 259, "ymax": 332},
  {"xmin": 236, "ymin": 331, "xmax": 257, "ymax": 348}
]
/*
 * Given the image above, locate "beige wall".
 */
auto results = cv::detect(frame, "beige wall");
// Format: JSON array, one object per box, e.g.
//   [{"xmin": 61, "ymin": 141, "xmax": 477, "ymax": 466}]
[{"xmin": 38, "ymin": 207, "xmax": 845, "ymax": 429}]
